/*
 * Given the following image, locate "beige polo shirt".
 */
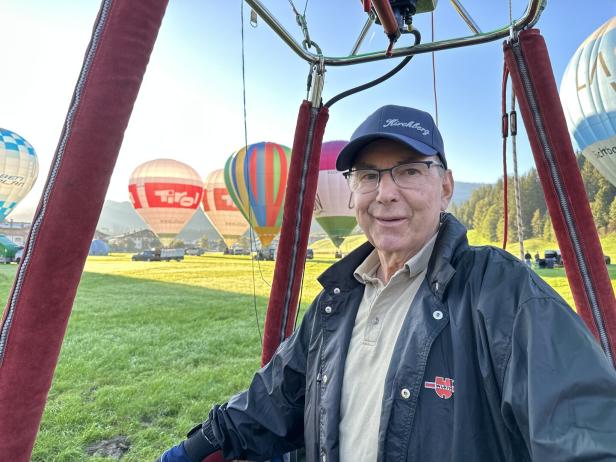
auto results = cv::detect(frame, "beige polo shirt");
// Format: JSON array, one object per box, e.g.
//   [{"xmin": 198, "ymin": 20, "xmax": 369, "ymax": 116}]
[{"xmin": 338, "ymin": 234, "xmax": 437, "ymax": 461}]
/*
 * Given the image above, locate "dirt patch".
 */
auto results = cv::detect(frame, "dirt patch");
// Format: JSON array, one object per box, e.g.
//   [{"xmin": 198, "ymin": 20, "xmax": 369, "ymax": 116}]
[{"xmin": 85, "ymin": 436, "xmax": 130, "ymax": 459}]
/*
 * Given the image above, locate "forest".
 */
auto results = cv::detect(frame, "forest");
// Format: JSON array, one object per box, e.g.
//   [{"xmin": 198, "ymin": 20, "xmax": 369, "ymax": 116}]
[{"xmin": 450, "ymin": 155, "xmax": 616, "ymax": 242}]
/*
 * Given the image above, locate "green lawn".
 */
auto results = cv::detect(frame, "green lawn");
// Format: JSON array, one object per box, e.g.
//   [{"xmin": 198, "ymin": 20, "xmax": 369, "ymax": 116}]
[
  {"xmin": 0, "ymin": 254, "xmax": 330, "ymax": 461},
  {"xmin": 0, "ymin": 248, "xmax": 612, "ymax": 460}
]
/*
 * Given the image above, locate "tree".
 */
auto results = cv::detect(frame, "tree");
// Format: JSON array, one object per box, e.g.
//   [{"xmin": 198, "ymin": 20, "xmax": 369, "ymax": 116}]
[
  {"xmin": 543, "ymin": 215, "xmax": 554, "ymax": 242},
  {"xmin": 170, "ymin": 239, "xmax": 185, "ymax": 249},
  {"xmin": 609, "ymin": 197, "xmax": 616, "ymax": 232},
  {"xmin": 591, "ymin": 185, "xmax": 614, "ymax": 233},
  {"xmin": 530, "ymin": 209, "xmax": 543, "ymax": 238},
  {"xmin": 581, "ymin": 157, "xmax": 601, "ymax": 200},
  {"xmin": 472, "ymin": 198, "xmax": 490, "ymax": 232},
  {"xmin": 479, "ymin": 204, "xmax": 500, "ymax": 242}
]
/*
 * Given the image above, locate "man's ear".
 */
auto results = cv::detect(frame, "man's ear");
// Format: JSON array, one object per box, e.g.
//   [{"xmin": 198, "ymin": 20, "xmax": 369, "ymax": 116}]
[{"xmin": 441, "ymin": 170, "xmax": 454, "ymax": 211}]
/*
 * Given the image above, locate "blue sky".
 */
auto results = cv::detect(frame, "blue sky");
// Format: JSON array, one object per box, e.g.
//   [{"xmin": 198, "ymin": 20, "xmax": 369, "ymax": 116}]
[{"xmin": 1, "ymin": 1, "xmax": 614, "ymax": 220}]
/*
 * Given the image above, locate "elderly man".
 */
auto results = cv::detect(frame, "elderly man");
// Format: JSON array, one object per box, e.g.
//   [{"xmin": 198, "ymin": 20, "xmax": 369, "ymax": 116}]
[{"xmin": 158, "ymin": 105, "xmax": 616, "ymax": 462}]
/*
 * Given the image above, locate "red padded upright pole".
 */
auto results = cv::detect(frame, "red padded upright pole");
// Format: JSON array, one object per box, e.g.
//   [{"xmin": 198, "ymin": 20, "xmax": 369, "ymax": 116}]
[
  {"xmin": 504, "ymin": 29, "xmax": 616, "ymax": 367},
  {"xmin": 261, "ymin": 101, "xmax": 329, "ymax": 366},
  {"xmin": 0, "ymin": 1, "xmax": 168, "ymax": 459}
]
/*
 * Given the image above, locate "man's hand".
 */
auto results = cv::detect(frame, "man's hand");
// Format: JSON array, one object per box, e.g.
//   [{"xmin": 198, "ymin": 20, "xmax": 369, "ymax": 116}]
[{"xmin": 156, "ymin": 442, "xmax": 193, "ymax": 462}]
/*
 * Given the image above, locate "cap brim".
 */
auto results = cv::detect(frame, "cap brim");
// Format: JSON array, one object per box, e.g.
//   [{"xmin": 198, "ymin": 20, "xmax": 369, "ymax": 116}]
[{"xmin": 335, "ymin": 133, "xmax": 440, "ymax": 171}]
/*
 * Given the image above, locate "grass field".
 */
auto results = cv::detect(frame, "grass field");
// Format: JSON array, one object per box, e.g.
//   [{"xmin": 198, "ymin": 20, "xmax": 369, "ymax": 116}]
[{"xmin": 0, "ymin": 237, "xmax": 614, "ymax": 460}]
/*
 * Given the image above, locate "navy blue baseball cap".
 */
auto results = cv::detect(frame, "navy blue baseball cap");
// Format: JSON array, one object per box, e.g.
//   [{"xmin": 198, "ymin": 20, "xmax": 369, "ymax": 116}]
[{"xmin": 336, "ymin": 105, "xmax": 446, "ymax": 171}]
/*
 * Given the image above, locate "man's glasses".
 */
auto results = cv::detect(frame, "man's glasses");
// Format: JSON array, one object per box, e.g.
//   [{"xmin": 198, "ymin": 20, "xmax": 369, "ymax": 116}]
[{"xmin": 343, "ymin": 161, "xmax": 444, "ymax": 194}]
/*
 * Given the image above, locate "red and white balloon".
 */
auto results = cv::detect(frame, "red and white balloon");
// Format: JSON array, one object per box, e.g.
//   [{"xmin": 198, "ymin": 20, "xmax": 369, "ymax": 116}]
[{"xmin": 129, "ymin": 159, "xmax": 203, "ymax": 246}]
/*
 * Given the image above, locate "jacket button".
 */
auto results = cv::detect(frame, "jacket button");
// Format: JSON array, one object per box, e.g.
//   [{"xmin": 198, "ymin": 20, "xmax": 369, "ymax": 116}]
[
  {"xmin": 325, "ymin": 306, "xmax": 332, "ymax": 314},
  {"xmin": 401, "ymin": 388, "xmax": 411, "ymax": 399},
  {"xmin": 433, "ymin": 310, "xmax": 443, "ymax": 320},
  {"xmin": 333, "ymin": 287, "xmax": 341, "ymax": 295},
  {"xmin": 321, "ymin": 453, "xmax": 327, "ymax": 462},
  {"xmin": 322, "ymin": 374, "xmax": 328, "ymax": 384}
]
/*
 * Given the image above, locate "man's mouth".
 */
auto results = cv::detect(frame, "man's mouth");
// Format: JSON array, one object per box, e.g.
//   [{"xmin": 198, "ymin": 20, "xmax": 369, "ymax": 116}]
[{"xmin": 375, "ymin": 216, "xmax": 405, "ymax": 223}]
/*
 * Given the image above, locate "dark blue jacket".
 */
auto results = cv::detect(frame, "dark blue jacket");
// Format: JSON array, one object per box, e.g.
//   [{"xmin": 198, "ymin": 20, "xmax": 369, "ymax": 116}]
[{"xmin": 205, "ymin": 214, "xmax": 616, "ymax": 461}]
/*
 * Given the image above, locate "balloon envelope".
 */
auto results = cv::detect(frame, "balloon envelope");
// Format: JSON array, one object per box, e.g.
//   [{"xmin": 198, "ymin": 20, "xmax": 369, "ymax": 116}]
[
  {"xmin": 560, "ymin": 17, "xmax": 616, "ymax": 184},
  {"xmin": 314, "ymin": 141, "xmax": 357, "ymax": 248},
  {"xmin": 202, "ymin": 169, "xmax": 249, "ymax": 248},
  {"xmin": 224, "ymin": 142, "xmax": 291, "ymax": 247},
  {"xmin": 0, "ymin": 128, "xmax": 39, "ymax": 222},
  {"xmin": 128, "ymin": 159, "xmax": 203, "ymax": 246}
]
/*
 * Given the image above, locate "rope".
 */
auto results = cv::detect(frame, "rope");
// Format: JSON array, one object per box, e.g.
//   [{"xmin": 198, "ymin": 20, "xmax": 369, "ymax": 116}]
[
  {"xmin": 241, "ymin": 0, "xmax": 263, "ymax": 346},
  {"xmin": 501, "ymin": 64, "xmax": 509, "ymax": 250},
  {"xmin": 511, "ymin": 90, "xmax": 525, "ymax": 261},
  {"xmin": 431, "ymin": 12, "xmax": 439, "ymax": 126},
  {"xmin": 507, "ymin": 0, "xmax": 525, "ymax": 259}
]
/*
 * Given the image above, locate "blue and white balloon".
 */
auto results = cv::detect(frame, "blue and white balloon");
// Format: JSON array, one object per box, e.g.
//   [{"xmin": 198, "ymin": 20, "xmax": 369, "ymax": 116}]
[
  {"xmin": 0, "ymin": 128, "xmax": 38, "ymax": 221},
  {"xmin": 560, "ymin": 17, "xmax": 616, "ymax": 184}
]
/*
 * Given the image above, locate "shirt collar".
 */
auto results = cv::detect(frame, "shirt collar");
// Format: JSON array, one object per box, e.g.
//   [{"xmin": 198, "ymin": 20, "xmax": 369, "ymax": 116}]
[{"xmin": 354, "ymin": 232, "xmax": 438, "ymax": 284}]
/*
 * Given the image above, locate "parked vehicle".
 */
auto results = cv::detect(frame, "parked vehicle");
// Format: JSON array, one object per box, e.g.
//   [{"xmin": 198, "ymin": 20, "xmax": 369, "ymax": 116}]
[
  {"xmin": 543, "ymin": 250, "xmax": 562, "ymax": 269},
  {"xmin": 0, "ymin": 234, "xmax": 21, "ymax": 264},
  {"xmin": 254, "ymin": 247, "xmax": 313, "ymax": 261},
  {"xmin": 224, "ymin": 247, "xmax": 251, "ymax": 255},
  {"xmin": 255, "ymin": 248, "xmax": 276, "ymax": 261},
  {"xmin": 185, "ymin": 247, "xmax": 205, "ymax": 256},
  {"xmin": 131, "ymin": 248, "xmax": 184, "ymax": 262}
]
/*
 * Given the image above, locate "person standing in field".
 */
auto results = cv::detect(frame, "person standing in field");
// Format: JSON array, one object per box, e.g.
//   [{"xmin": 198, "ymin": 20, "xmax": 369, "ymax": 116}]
[{"xmin": 158, "ymin": 105, "xmax": 616, "ymax": 461}]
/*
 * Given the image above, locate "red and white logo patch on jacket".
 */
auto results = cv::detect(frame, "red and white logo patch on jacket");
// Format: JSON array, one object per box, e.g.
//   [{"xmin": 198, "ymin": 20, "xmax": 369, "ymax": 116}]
[{"xmin": 424, "ymin": 376, "xmax": 455, "ymax": 399}]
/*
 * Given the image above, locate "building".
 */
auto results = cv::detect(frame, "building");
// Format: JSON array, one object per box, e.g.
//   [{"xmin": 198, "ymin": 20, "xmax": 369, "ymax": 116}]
[{"xmin": 0, "ymin": 220, "xmax": 31, "ymax": 246}]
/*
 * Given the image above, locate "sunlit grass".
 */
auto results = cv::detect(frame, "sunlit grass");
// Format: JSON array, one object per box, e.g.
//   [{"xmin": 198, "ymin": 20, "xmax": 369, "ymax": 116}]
[{"xmin": 0, "ymin": 247, "xmax": 612, "ymax": 460}]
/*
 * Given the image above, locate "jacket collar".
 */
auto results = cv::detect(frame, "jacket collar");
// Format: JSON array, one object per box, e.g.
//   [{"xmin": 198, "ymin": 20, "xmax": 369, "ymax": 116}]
[
  {"xmin": 318, "ymin": 213, "xmax": 468, "ymax": 295},
  {"xmin": 427, "ymin": 213, "xmax": 468, "ymax": 299}
]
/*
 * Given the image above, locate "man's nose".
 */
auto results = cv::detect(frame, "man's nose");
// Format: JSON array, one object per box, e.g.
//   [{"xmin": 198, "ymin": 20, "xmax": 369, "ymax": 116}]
[{"xmin": 375, "ymin": 170, "xmax": 399, "ymax": 201}]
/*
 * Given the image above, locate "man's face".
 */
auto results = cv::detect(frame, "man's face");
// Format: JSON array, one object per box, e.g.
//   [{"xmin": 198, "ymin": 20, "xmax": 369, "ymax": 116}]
[{"xmin": 352, "ymin": 139, "xmax": 454, "ymax": 259}]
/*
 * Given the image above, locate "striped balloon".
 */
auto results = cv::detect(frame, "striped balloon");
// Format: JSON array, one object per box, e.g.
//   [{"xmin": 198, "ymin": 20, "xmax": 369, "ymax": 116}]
[
  {"xmin": 0, "ymin": 128, "xmax": 38, "ymax": 222},
  {"xmin": 128, "ymin": 159, "xmax": 203, "ymax": 246},
  {"xmin": 224, "ymin": 142, "xmax": 291, "ymax": 247}
]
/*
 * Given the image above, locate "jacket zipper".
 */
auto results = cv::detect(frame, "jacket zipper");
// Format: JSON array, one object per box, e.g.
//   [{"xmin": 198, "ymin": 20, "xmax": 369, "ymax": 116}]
[
  {"xmin": 0, "ymin": 0, "xmax": 114, "ymax": 365},
  {"xmin": 510, "ymin": 38, "xmax": 613, "ymax": 364}
]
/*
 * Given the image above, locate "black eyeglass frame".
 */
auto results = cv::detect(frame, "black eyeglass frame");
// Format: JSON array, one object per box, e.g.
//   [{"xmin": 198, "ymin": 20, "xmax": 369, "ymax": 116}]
[{"xmin": 343, "ymin": 161, "xmax": 445, "ymax": 193}]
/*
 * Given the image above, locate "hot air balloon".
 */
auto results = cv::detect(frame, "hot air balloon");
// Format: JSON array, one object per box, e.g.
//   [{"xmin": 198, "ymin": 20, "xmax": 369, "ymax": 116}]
[
  {"xmin": 202, "ymin": 169, "xmax": 249, "ymax": 248},
  {"xmin": 224, "ymin": 142, "xmax": 291, "ymax": 247},
  {"xmin": 560, "ymin": 17, "xmax": 616, "ymax": 185},
  {"xmin": 314, "ymin": 140, "xmax": 357, "ymax": 249},
  {"xmin": 128, "ymin": 159, "xmax": 203, "ymax": 246},
  {"xmin": 0, "ymin": 128, "xmax": 39, "ymax": 222}
]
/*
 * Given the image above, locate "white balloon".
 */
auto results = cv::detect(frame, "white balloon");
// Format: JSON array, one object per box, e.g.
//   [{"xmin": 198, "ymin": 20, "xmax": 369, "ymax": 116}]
[
  {"xmin": 202, "ymin": 169, "xmax": 248, "ymax": 248},
  {"xmin": 560, "ymin": 17, "xmax": 616, "ymax": 184}
]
